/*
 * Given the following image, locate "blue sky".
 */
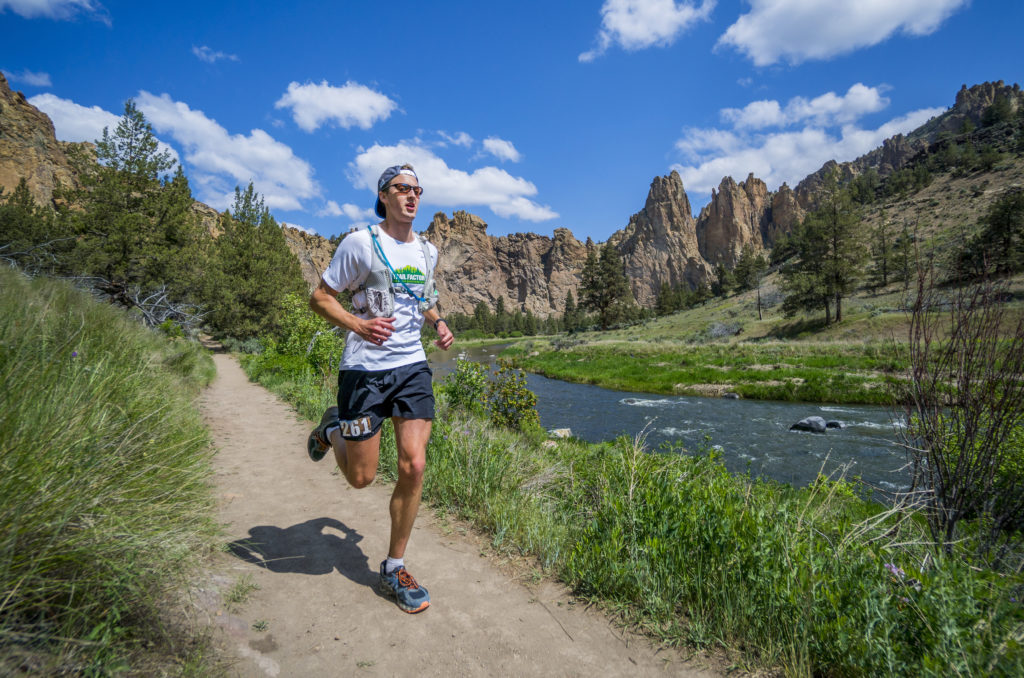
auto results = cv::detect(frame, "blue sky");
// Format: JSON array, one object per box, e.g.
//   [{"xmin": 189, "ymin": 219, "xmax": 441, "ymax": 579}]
[{"xmin": 2, "ymin": 1, "xmax": 1021, "ymax": 242}]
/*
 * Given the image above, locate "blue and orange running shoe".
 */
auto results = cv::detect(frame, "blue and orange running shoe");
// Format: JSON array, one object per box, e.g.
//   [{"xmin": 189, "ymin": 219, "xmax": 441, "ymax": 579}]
[
  {"xmin": 378, "ymin": 561, "xmax": 430, "ymax": 613},
  {"xmin": 307, "ymin": 406, "xmax": 338, "ymax": 462}
]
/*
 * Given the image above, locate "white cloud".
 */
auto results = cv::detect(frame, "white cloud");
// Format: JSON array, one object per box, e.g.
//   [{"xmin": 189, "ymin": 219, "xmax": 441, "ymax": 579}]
[
  {"xmin": 28, "ymin": 93, "xmax": 180, "ymax": 165},
  {"xmin": 671, "ymin": 84, "xmax": 943, "ymax": 204},
  {"xmin": 275, "ymin": 80, "xmax": 397, "ymax": 132},
  {"xmin": 136, "ymin": 91, "xmax": 318, "ymax": 211},
  {"xmin": 192, "ymin": 45, "xmax": 239, "ymax": 64},
  {"xmin": 718, "ymin": 0, "xmax": 968, "ymax": 66},
  {"xmin": 3, "ymin": 68, "xmax": 52, "ymax": 87},
  {"xmin": 0, "ymin": 0, "xmax": 108, "ymax": 23},
  {"xmin": 721, "ymin": 83, "xmax": 889, "ymax": 129},
  {"xmin": 438, "ymin": 131, "xmax": 474, "ymax": 148},
  {"xmin": 317, "ymin": 200, "xmax": 376, "ymax": 228},
  {"xmin": 349, "ymin": 142, "xmax": 558, "ymax": 222},
  {"xmin": 482, "ymin": 136, "xmax": 522, "ymax": 163},
  {"xmin": 580, "ymin": 0, "xmax": 715, "ymax": 62}
]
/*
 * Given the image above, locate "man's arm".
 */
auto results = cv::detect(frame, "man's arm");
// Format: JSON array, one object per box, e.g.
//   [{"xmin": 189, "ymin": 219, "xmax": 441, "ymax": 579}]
[
  {"xmin": 309, "ymin": 279, "xmax": 394, "ymax": 346},
  {"xmin": 422, "ymin": 307, "xmax": 454, "ymax": 350}
]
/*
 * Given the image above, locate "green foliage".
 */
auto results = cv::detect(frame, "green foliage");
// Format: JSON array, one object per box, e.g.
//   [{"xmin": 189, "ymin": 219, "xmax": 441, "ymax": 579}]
[
  {"xmin": 0, "ymin": 178, "xmax": 66, "ymax": 271},
  {"xmin": 580, "ymin": 243, "xmax": 634, "ymax": 330},
  {"xmin": 958, "ymin": 188, "xmax": 1024, "ymax": 277},
  {"xmin": 441, "ymin": 359, "xmax": 489, "ymax": 413},
  {"xmin": 0, "ymin": 268, "xmax": 217, "ymax": 672},
  {"xmin": 781, "ymin": 169, "xmax": 867, "ymax": 324},
  {"xmin": 200, "ymin": 183, "xmax": 307, "ymax": 338},
  {"xmin": 849, "ymin": 167, "xmax": 880, "ymax": 204},
  {"xmin": 270, "ymin": 291, "xmax": 345, "ymax": 378},
  {"xmin": 733, "ymin": 244, "xmax": 768, "ymax": 293},
  {"xmin": 64, "ymin": 100, "xmax": 204, "ymax": 292},
  {"xmin": 486, "ymin": 358, "xmax": 540, "ymax": 431}
]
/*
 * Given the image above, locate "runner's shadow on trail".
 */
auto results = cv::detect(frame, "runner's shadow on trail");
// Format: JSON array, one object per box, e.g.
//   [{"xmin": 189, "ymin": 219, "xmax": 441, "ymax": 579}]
[{"xmin": 226, "ymin": 517, "xmax": 377, "ymax": 588}]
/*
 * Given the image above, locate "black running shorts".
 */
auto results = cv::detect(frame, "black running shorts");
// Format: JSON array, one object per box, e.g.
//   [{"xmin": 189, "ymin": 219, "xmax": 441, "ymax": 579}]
[{"xmin": 336, "ymin": 361, "xmax": 435, "ymax": 441}]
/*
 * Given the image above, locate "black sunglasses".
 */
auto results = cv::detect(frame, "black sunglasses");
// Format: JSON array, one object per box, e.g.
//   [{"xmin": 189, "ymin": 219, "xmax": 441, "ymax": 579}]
[{"xmin": 388, "ymin": 183, "xmax": 423, "ymax": 196}]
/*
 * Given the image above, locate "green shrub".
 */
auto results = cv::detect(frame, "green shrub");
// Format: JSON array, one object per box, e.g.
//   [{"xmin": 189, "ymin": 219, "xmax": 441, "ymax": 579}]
[
  {"xmin": 486, "ymin": 358, "xmax": 539, "ymax": 431},
  {"xmin": 442, "ymin": 359, "xmax": 489, "ymax": 414}
]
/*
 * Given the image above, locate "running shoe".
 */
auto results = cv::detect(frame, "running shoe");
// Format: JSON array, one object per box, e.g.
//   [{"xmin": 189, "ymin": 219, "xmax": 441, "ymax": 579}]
[
  {"xmin": 378, "ymin": 561, "xmax": 430, "ymax": 613},
  {"xmin": 307, "ymin": 406, "xmax": 338, "ymax": 462}
]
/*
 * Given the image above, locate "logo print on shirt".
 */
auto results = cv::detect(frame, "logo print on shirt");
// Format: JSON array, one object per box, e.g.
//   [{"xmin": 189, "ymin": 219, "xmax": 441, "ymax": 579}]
[{"xmin": 391, "ymin": 264, "xmax": 426, "ymax": 285}]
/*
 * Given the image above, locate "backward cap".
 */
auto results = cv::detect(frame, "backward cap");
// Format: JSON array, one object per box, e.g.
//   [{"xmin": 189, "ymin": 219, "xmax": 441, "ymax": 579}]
[{"xmin": 374, "ymin": 165, "xmax": 419, "ymax": 219}]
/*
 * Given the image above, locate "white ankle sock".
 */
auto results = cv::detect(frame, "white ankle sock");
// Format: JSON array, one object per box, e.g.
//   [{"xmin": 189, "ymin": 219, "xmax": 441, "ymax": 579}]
[{"xmin": 385, "ymin": 556, "xmax": 404, "ymax": 574}]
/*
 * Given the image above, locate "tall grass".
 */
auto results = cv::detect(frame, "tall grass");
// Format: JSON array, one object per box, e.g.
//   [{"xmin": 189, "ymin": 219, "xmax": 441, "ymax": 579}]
[
  {"xmin": 0, "ymin": 267, "xmax": 218, "ymax": 674},
  {"xmin": 241, "ymin": 345, "xmax": 1024, "ymax": 675}
]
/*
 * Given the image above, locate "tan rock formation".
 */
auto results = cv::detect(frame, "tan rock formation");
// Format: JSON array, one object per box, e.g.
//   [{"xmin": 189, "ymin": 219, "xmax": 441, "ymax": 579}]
[
  {"xmin": 282, "ymin": 225, "xmax": 336, "ymax": 291},
  {"xmin": 608, "ymin": 171, "xmax": 710, "ymax": 306},
  {"xmin": 425, "ymin": 211, "xmax": 588, "ymax": 317},
  {"xmin": 696, "ymin": 173, "xmax": 770, "ymax": 269},
  {"xmin": 0, "ymin": 72, "xmax": 78, "ymax": 206}
]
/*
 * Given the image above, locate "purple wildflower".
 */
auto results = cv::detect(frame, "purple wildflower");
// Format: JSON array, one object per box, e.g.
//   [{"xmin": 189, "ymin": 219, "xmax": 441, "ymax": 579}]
[
  {"xmin": 71, "ymin": 351, "xmax": 78, "ymax": 358},
  {"xmin": 884, "ymin": 563, "xmax": 905, "ymax": 579}
]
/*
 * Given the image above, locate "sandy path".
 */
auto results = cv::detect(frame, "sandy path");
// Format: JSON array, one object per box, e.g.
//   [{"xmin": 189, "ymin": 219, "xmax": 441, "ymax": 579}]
[{"xmin": 197, "ymin": 353, "xmax": 724, "ymax": 677}]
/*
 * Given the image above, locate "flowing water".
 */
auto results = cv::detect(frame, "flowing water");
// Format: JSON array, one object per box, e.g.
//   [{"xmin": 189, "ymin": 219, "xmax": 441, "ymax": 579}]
[{"xmin": 429, "ymin": 343, "xmax": 909, "ymax": 492}]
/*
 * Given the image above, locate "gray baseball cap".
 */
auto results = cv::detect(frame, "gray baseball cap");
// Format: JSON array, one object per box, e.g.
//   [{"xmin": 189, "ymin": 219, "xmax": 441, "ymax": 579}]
[{"xmin": 374, "ymin": 165, "xmax": 419, "ymax": 218}]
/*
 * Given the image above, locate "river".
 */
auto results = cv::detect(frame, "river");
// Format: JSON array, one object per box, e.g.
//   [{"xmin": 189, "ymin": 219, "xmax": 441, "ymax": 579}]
[{"xmin": 429, "ymin": 343, "xmax": 909, "ymax": 493}]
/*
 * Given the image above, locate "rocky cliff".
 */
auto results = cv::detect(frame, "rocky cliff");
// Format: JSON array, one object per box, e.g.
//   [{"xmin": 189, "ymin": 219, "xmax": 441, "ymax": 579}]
[
  {"xmin": 795, "ymin": 81, "xmax": 1024, "ymax": 208},
  {"xmin": 0, "ymin": 72, "xmax": 78, "ymax": 206},
  {"xmin": 425, "ymin": 211, "xmax": 590, "ymax": 316}
]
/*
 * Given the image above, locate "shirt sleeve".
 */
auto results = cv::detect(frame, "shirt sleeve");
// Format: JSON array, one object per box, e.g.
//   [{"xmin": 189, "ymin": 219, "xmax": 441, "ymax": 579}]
[{"xmin": 323, "ymin": 230, "xmax": 371, "ymax": 293}]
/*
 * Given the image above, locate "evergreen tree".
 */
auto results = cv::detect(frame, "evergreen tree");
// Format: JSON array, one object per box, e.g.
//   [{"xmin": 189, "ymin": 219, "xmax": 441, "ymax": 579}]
[
  {"xmin": 202, "ymin": 183, "xmax": 306, "ymax": 338},
  {"xmin": 655, "ymin": 281, "xmax": 675, "ymax": 316},
  {"xmin": 562, "ymin": 290, "xmax": 580, "ymax": 332},
  {"xmin": 712, "ymin": 262, "xmax": 735, "ymax": 297},
  {"xmin": 0, "ymin": 178, "xmax": 63, "ymax": 271},
  {"xmin": 524, "ymin": 309, "xmax": 537, "ymax": 336},
  {"xmin": 733, "ymin": 245, "xmax": 768, "ymax": 292},
  {"xmin": 781, "ymin": 170, "xmax": 866, "ymax": 324},
  {"xmin": 472, "ymin": 301, "xmax": 492, "ymax": 334},
  {"xmin": 67, "ymin": 100, "xmax": 180, "ymax": 287},
  {"xmin": 580, "ymin": 243, "xmax": 632, "ymax": 330},
  {"xmin": 869, "ymin": 212, "xmax": 893, "ymax": 290}
]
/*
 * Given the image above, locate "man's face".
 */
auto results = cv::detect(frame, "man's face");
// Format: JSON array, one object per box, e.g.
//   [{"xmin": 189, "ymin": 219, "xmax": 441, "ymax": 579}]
[{"xmin": 379, "ymin": 175, "xmax": 420, "ymax": 223}]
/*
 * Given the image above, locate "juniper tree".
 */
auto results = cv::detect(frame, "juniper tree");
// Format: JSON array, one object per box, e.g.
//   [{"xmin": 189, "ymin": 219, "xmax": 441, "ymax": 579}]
[
  {"xmin": 781, "ymin": 169, "xmax": 866, "ymax": 324},
  {"xmin": 202, "ymin": 183, "xmax": 306, "ymax": 338},
  {"xmin": 580, "ymin": 243, "xmax": 632, "ymax": 330}
]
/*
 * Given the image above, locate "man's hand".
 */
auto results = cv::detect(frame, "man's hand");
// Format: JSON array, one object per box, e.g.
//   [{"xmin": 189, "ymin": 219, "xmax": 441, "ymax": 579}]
[
  {"xmin": 356, "ymin": 316, "xmax": 395, "ymax": 345},
  {"xmin": 434, "ymin": 320, "xmax": 454, "ymax": 350}
]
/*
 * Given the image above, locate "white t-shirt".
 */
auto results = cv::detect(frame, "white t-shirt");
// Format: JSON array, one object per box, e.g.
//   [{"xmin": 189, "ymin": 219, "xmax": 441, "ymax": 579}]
[{"xmin": 322, "ymin": 226, "xmax": 438, "ymax": 371}]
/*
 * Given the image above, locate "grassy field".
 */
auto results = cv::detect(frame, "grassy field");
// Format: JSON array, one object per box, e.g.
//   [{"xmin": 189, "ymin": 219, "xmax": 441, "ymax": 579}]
[
  {"xmin": 0, "ymin": 267, "xmax": 219, "ymax": 674},
  {"xmin": 238, "ymin": 346, "xmax": 1024, "ymax": 676}
]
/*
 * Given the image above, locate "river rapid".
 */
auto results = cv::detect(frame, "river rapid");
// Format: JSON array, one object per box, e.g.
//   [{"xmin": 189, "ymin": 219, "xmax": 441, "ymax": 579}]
[{"xmin": 429, "ymin": 343, "xmax": 909, "ymax": 493}]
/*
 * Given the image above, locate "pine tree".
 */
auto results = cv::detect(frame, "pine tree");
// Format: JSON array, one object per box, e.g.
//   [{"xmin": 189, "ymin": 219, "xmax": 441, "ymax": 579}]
[
  {"xmin": 580, "ymin": 243, "xmax": 632, "ymax": 330},
  {"xmin": 869, "ymin": 211, "xmax": 893, "ymax": 290},
  {"xmin": 0, "ymin": 178, "xmax": 62, "ymax": 270},
  {"xmin": 562, "ymin": 290, "xmax": 580, "ymax": 332},
  {"xmin": 733, "ymin": 244, "xmax": 768, "ymax": 292},
  {"xmin": 781, "ymin": 169, "xmax": 867, "ymax": 324},
  {"xmin": 202, "ymin": 183, "xmax": 306, "ymax": 338}
]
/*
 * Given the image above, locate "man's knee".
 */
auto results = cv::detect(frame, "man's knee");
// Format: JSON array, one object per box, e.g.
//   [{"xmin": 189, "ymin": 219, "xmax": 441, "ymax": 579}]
[
  {"xmin": 347, "ymin": 471, "xmax": 376, "ymax": 489},
  {"xmin": 397, "ymin": 453, "xmax": 426, "ymax": 482}
]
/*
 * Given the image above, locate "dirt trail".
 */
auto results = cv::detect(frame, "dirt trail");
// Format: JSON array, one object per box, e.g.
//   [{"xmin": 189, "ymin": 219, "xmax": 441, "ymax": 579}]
[{"xmin": 196, "ymin": 353, "xmax": 724, "ymax": 677}]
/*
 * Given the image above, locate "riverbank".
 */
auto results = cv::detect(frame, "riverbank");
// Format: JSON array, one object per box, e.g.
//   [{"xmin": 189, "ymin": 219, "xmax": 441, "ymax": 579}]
[
  {"xmin": 237, "ymin": 342, "xmax": 1024, "ymax": 676},
  {"xmin": 504, "ymin": 337, "xmax": 902, "ymax": 405}
]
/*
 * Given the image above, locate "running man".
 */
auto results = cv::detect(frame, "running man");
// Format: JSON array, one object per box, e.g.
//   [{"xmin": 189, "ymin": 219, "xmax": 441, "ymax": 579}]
[{"xmin": 307, "ymin": 164, "xmax": 454, "ymax": 613}]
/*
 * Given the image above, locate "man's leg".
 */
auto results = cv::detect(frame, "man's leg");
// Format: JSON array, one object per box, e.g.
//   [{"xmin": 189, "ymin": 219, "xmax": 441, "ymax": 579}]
[
  {"xmin": 387, "ymin": 417, "xmax": 431, "ymax": 559},
  {"xmin": 329, "ymin": 429, "xmax": 382, "ymax": 489}
]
